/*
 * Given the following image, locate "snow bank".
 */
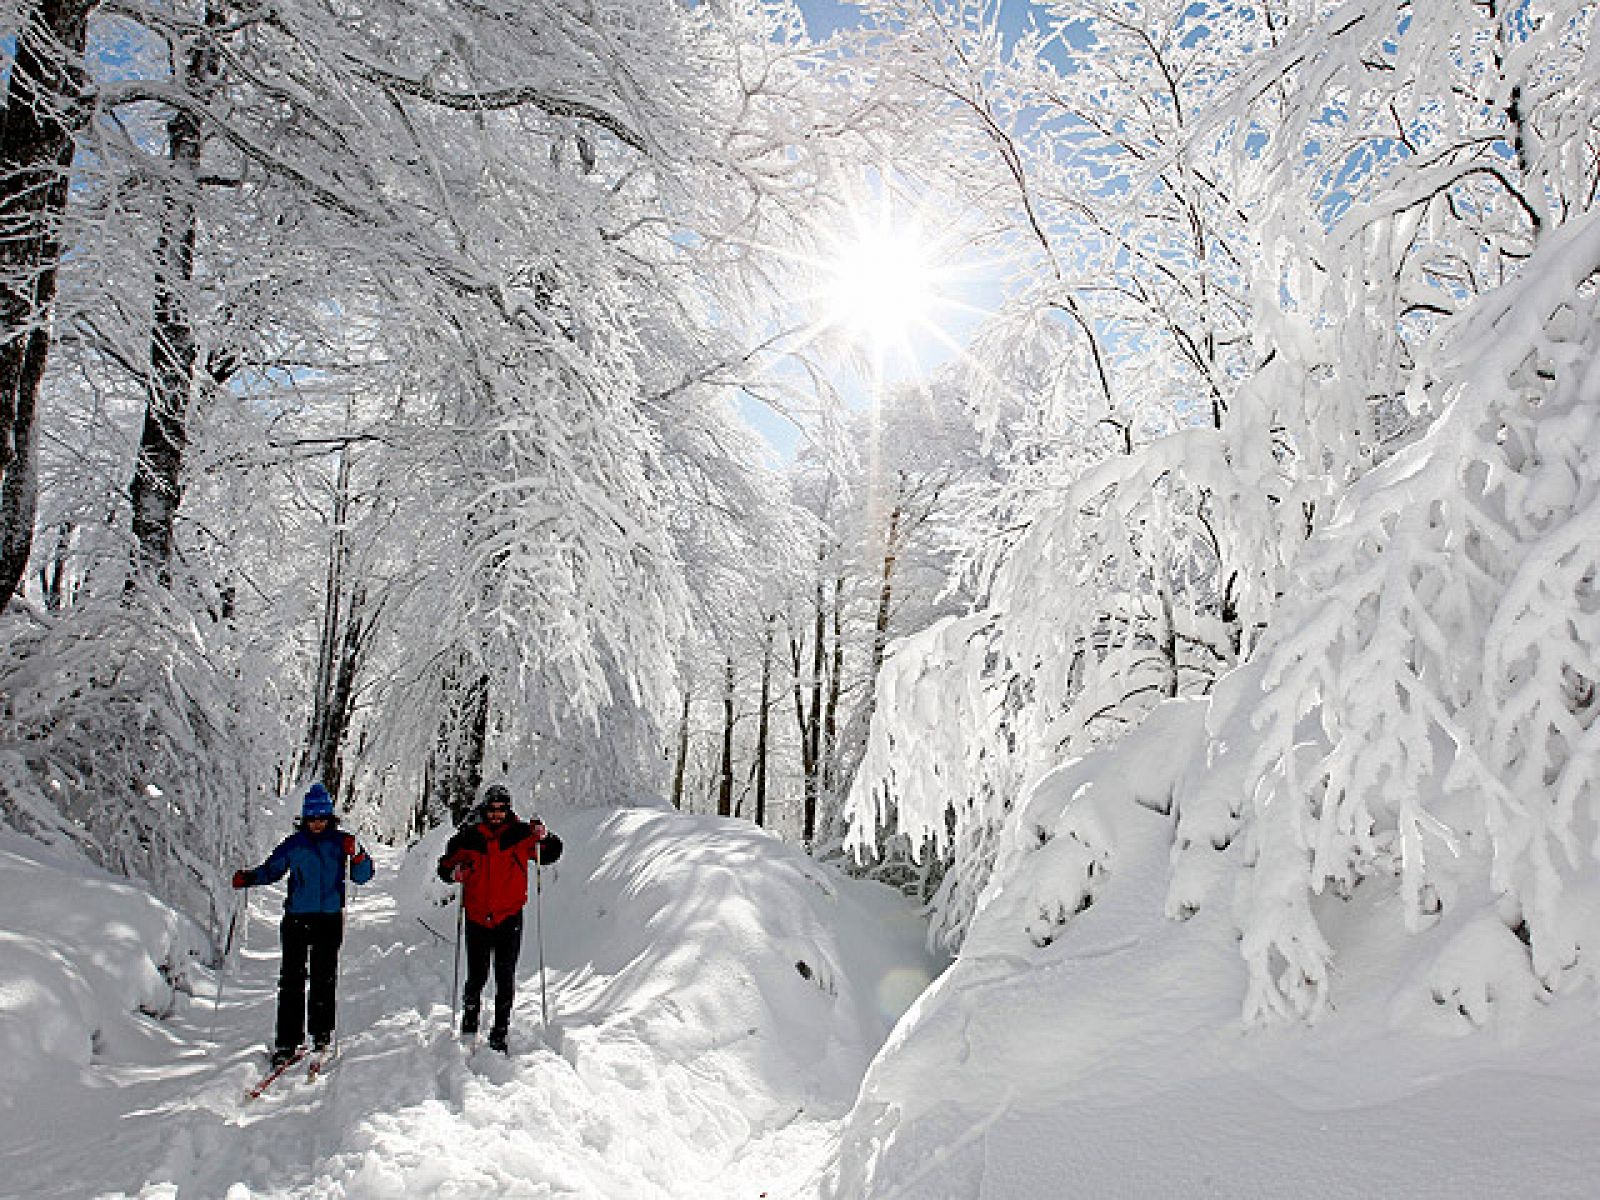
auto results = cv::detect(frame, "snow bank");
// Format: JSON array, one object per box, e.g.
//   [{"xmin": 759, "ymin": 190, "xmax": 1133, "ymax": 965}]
[
  {"xmin": 0, "ymin": 831, "xmax": 207, "ymax": 1100},
  {"xmin": 824, "ymin": 697, "xmax": 1600, "ymax": 1199}
]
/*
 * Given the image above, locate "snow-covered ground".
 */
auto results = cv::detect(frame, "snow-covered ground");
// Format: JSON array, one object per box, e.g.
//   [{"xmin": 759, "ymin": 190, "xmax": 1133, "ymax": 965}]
[
  {"xmin": 10, "ymin": 777, "xmax": 1600, "ymax": 1200},
  {"xmin": 823, "ymin": 701, "xmax": 1600, "ymax": 1199},
  {"xmin": 0, "ymin": 805, "xmax": 938, "ymax": 1199}
]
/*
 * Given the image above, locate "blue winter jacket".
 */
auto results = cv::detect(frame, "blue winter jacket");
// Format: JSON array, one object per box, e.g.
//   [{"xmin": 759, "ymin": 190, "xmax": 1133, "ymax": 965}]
[{"xmin": 245, "ymin": 821, "xmax": 374, "ymax": 914}]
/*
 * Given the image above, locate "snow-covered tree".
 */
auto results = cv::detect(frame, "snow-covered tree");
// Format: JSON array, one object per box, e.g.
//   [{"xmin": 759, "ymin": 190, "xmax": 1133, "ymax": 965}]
[
  {"xmin": 1170, "ymin": 0, "xmax": 1600, "ymax": 1021},
  {"xmin": 2, "ymin": 0, "xmax": 900, "ymax": 922},
  {"xmin": 841, "ymin": 0, "xmax": 1297, "ymax": 943},
  {"xmin": 846, "ymin": 0, "xmax": 1600, "ymax": 971},
  {"xmin": 0, "ymin": 0, "xmax": 98, "ymax": 609}
]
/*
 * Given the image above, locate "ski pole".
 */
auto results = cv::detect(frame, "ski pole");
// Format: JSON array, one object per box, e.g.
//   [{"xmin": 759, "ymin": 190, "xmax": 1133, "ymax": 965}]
[
  {"xmin": 451, "ymin": 892, "xmax": 465, "ymax": 1031},
  {"xmin": 327, "ymin": 832, "xmax": 354, "ymax": 1054},
  {"xmin": 207, "ymin": 894, "xmax": 243, "ymax": 1044},
  {"xmin": 534, "ymin": 854, "xmax": 549, "ymax": 1029}
]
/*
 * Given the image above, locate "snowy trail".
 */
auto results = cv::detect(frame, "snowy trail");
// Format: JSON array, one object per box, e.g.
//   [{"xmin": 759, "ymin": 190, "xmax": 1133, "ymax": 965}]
[{"xmin": 2, "ymin": 808, "xmax": 938, "ymax": 1200}]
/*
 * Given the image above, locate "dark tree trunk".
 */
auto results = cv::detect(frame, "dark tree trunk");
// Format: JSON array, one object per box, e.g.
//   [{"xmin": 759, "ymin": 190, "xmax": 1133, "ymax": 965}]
[
  {"xmin": 809, "ymin": 569, "xmax": 825, "ymax": 772},
  {"xmin": 790, "ymin": 631, "xmax": 814, "ymax": 831},
  {"xmin": 301, "ymin": 448, "xmax": 359, "ymax": 794},
  {"xmin": 128, "ymin": 6, "xmax": 226, "ymax": 584},
  {"xmin": 1221, "ymin": 568, "xmax": 1242, "ymax": 662},
  {"xmin": 821, "ymin": 572, "xmax": 844, "ymax": 801},
  {"xmin": 796, "ymin": 541, "xmax": 828, "ymax": 846},
  {"xmin": 0, "ymin": 0, "xmax": 98, "ymax": 611},
  {"xmin": 871, "ymin": 501, "xmax": 903, "ymax": 681},
  {"xmin": 38, "ymin": 519, "xmax": 74, "ymax": 610},
  {"xmin": 671, "ymin": 680, "xmax": 691, "ymax": 809},
  {"xmin": 717, "ymin": 655, "xmax": 734, "ymax": 818},
  {"xmin": 303, "ymin": 584, "xmax": 366, "ymax": 799},
  {"xmin": 424, "ymin": 655, "xmax": 491, "ymax": 828},
  {"xmin": 304, "ymin": 583, "xmax": 366, "ymax": 800},
  {"xmin": 1160, "ymin": 585, "xmax": 1180, "ymax": 699},
  {"xmin": 752, "ymin": 614, "xmax": 773, "ymax": 828},
  {"xmin": 842, "ymin": 496, "xmax": 905, "ymax": 796},
  {"xmin": 790, "ymin": 630, "xmax": 823, "ymax": 843}
]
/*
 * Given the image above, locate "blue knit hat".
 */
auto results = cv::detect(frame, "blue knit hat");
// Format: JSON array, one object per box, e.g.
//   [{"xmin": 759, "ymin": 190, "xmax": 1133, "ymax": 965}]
[{"xmin": 302, "ymin": 782, "xmax": 334, "ymax": 819}]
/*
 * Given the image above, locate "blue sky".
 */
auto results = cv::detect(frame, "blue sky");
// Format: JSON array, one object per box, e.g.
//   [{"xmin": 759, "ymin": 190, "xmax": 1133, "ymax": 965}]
[
  {"xmin": 799, "ymin": 0, "xmax": 865, "ymax": 38},
  {"xmin": 801, "ymin": 0, "xmax": 1041, "ymax": 44}
]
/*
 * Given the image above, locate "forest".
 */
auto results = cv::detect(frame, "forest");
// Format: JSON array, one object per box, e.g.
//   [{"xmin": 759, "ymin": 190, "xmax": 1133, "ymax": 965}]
[{"xmin": 3, "ymin": 0, "xmax": 1599, "ymax": 1032}]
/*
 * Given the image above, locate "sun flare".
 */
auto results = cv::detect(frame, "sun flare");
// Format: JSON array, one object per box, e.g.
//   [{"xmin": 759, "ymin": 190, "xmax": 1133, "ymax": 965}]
[{"xmin": 823, "ymin": 224, "xmax": 940, "ymax": 351}]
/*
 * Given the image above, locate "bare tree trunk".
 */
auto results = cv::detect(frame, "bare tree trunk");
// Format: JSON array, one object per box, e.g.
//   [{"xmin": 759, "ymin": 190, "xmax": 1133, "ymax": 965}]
[
  {"xmin": 298, "ymin": 444, "xmax": 380, "ymax": 799},
  {"xmin": 38, "ymin": 519, "xmax": 74, "ymax": 610},
  {"xmin": 790, "ymin": 631, "xmax": 815, "ymax": 830},
  {"xmin": 842, "ymin": 494, "xmax": 905, "ymax": 764},
  {"xmin": 128, "ymin": 6, "xmax": 226, "ymax": 584},
  {"xmin": 821, "ymin": 572, "xmax": 844, "ymax": 801},
  {"xmin": 0, "ymin": 0, "xmax": 98, "ymax": 611},
  {"xmin": 671, "ymin": 678, "xmax": 691, "ymax": 809},
  {"xmin": 803, "ymin": 541, "xmax": 827, "ymax": 845},
  {"xmin": 313, "ymin": 583, "xmax": 366, "ymax": 798},
  {"xmin": 301, "ymin": 447, "xmax": 352, "ymax": 782},
  {"xmin": 302, "ymin": 575, "xmax": 367, "ymax": 801},
  {"xmin": 1160, "ymin": 585, "xmax": 1179, "ymax": 699},
  {"xmin": 424, "ymin": 654, "xmax": 490, "ymax": 828},
  {"xmin": 752, "ymin": 614, "xmax": 773, "ymax": 828},
  {"xmin": 871, "ymin": 500, "xmax": 903, "ymax": 681},
  {"xmin": 717, "ymin": 655, "xmax": 734, "ymax": 818}
]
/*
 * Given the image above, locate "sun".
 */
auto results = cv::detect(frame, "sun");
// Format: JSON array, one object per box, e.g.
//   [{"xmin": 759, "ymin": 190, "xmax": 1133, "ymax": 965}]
[
  {"xmin": 783, "ymin": 184, "xmax": 1000, "ymax": 386},
  {"xmin": 822, "ymin": 221, "xmax": 941, "ymax": 352}
]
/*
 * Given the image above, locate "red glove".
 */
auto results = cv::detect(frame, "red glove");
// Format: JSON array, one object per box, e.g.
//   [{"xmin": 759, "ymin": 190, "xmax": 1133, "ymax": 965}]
[
  {"xmin": 343, "ymin": 834, "xmax": 357, "ymax": 857},
  {"xmin": 232, "ymin": 870, "xmax": 250, "ymax": 889}
]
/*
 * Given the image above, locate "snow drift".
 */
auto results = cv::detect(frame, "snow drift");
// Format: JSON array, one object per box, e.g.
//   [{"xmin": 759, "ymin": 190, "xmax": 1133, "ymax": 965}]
[
  {"xmin": 0, "ymin": 831, "xmax": 206, "ymax": 1097},
  {"xmin": 825, "ymin": 699, "xmax": 1600, "ymax": 1198}
]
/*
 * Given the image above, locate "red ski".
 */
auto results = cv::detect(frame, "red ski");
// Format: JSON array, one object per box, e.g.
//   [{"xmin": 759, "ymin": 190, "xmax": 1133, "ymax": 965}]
[{"xmin": 245, "ymin": 1047, "xmax": 307, "ymax": 1101}]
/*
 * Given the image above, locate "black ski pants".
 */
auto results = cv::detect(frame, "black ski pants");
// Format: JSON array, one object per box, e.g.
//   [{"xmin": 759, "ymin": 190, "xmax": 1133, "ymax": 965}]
[
  {"xmin": 462, "ymin": 912, "xmax": 523, "ymax": 1034},
  {"xmin": 275, "ymin": 911, "xmax": 344, "ymax": 1051}
]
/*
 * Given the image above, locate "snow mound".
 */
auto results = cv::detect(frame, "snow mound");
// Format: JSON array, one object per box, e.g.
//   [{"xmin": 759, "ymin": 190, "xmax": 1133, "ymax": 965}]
[
  {"xmin": 0, "ymin": 831, "xmax": 207, "ymax": 1101},
  {"xmin": 825, "ymin": 699, "xmax": 1600, "ymax": 1199}
]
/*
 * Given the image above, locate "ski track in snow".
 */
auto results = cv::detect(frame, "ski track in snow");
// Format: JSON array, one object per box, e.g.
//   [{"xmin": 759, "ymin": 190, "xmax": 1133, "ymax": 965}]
[{"xmin": 1, "ymin": 808, "xmax": 937, "ymax": 1200}]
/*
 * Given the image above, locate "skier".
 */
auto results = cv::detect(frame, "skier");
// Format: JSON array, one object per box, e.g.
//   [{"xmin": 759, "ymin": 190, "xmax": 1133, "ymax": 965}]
[
  {"xmin": 435, "ymin": 782, "xmax": 563, "ymax": 1052},
  {"xmin": 232, "ymin": 781, "xmax": 374, "ymax": 1067}
]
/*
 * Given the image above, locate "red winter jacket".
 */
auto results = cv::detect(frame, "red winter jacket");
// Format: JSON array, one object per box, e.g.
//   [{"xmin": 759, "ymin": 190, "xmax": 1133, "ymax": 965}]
[{"xmin": 436, "ymin": 815, "xmax": 563, "ymax": 929}]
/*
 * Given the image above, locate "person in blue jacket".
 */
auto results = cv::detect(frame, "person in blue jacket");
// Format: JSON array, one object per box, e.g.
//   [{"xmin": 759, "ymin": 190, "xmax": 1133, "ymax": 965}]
[{"xmin": 232, "ymin": 782, "xmax": 374, "ymax": 1065}]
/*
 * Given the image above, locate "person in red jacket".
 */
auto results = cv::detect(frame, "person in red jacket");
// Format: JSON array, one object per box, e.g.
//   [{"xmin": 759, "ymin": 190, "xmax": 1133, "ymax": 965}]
[{"xmin": 435, "ymin": 783, "xmax": 563, "ymax": 1051}]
